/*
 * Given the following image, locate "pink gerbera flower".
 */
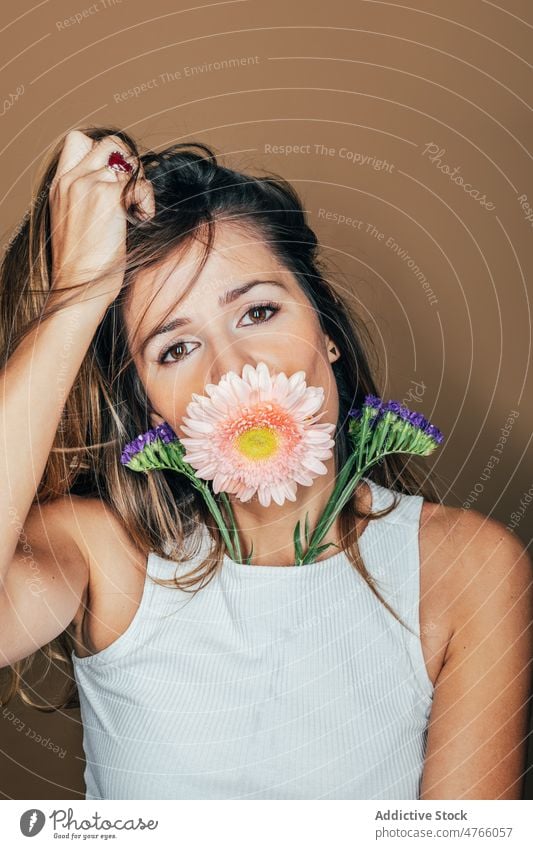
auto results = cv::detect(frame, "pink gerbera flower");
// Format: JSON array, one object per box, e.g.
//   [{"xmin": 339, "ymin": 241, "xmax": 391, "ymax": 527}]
[{"xmin": 178, "ymin": 362, "xmax": 336, "ymax": 507}]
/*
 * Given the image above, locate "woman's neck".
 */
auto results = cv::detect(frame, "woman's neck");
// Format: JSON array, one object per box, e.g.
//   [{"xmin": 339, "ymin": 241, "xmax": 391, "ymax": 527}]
[{"xmin": 225, "ymin": 473, "xmax": 368, "ymax": 566}]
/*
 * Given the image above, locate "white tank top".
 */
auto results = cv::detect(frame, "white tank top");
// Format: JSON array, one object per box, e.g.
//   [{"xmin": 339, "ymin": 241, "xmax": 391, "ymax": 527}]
[{"xmin": 71, "ymin": 476, "xmax": 434, "ymax": 799}]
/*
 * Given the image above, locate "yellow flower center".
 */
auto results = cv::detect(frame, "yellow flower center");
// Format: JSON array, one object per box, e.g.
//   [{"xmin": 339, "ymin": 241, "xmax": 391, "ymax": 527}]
[{"xmin": 235, "ymin": 427, "xmax": 279, "ymax": 460}]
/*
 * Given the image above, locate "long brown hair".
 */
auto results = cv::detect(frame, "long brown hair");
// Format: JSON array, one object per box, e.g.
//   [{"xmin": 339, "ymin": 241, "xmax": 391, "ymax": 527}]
[{"xmin": 0, "ymin": 125, "xmax": 443, "ymax": 711}]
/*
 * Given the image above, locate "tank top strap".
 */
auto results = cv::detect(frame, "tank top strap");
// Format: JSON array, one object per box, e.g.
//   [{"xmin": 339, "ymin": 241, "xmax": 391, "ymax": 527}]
[
  {"xmin": 363, "ymin": 475, "xmax": 420, "ymax": 523},
  {"xmin": 152, "ymin": 521, "xmax": 212, "ymax": 578}
]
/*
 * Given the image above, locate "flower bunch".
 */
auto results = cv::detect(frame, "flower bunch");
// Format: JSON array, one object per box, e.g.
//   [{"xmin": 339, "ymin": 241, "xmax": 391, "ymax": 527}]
[
  {"xmin": 120, "ymin": 420, "xmax": 244, "ymax": 561},
  {"xmin": 297, "ymin": 394, "xmax": 444, "ymax": 564},
  {"xmin": 120, "ymin": 364, "xmax": 444, "ymax": 565}
]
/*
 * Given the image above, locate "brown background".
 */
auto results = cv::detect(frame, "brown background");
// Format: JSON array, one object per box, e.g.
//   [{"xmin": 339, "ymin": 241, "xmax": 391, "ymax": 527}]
[{"xmin": 0, "ymin": 0, "xmax": 531, "ymax": 800}]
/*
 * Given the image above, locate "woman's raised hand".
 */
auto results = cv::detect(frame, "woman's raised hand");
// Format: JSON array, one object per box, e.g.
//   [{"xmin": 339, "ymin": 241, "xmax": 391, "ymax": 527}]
[{"xmin": 48, "ymin": 129, "xmax": 155, "ymax": 306}]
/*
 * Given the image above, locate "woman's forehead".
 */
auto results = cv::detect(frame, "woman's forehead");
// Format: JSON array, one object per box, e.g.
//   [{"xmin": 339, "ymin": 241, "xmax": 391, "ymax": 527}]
[{"xmin": 126, "ymin": 226, "xmax": 288, "ymax": 317}]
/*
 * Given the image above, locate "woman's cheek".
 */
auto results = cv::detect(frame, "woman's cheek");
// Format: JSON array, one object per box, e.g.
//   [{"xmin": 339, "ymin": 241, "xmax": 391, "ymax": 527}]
[{"xmin": 146, "ymin": 371, "xmax": 187, "ymax": 426}]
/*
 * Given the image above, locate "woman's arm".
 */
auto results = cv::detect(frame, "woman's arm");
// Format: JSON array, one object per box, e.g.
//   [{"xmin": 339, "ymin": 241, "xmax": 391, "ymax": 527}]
[
  {"xmin": 0, "ymin": 130, "xmax": 153, "ymax": 665},
  {"xmin": 420, "ymin": 510, "xmax": 533, "ymax": 799}
]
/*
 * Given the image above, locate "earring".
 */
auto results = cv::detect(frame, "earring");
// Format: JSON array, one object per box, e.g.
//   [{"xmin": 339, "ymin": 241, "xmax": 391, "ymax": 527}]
[{"xmin": 330, "ymin": 346, "xmax": 337, "ymax": 356}]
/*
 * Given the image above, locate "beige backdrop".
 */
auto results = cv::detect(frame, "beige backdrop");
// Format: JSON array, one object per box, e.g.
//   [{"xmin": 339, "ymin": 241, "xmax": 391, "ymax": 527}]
[{"xmin": 0, "ymin": 0, "xmax": 531, "ymax": 800}]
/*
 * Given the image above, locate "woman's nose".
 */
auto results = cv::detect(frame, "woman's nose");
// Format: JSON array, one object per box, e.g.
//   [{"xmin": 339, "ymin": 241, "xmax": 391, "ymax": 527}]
[{"xmin": 206, "ymin": 351, "xmax": 254, "ymax": 386}]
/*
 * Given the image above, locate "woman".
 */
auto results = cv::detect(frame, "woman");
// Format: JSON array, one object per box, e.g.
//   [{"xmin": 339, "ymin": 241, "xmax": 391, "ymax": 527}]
[{"xmin": 0, "ymin": 127, "xmax": 531, "ymax": 800}]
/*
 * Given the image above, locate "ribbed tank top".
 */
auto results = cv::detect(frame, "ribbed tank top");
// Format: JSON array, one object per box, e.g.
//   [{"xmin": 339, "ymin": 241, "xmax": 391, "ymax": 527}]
[{"xmin": 71, "ymin": 476, "xmax": 434, "ymax": 800}]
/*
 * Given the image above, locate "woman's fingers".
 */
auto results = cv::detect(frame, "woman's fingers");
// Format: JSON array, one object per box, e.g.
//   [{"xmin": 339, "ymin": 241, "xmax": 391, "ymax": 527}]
[
  {"xmin": 51, "ymin": 130, "xmax": 95, "ymax": 188},
  {"xmin": 52, "ymin": 129, "xmax": 155, "ymax": 227},
  {"xmin": 53, "ymin": 132, "xmax": 136, "ymax": 190},
  {"xmin": 130, "ymin": 178, "xmax": 156, "ymax": 220},
  {"xmin": 83, "ymin": 141, "xmax": 136, "ymax": 184}
]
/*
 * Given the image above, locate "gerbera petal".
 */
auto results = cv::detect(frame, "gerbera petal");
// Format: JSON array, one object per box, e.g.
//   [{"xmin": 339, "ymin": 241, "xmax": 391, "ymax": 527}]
[
  {"xmin": 291, "ymin": 470, "xmax": 315, "ymax": 486},
  {"xmin": 181, "ymin": 418, "xmax": 214, "ymax": 434},
  {"xmin": 284, "ymin": 387, "xmax": 307, "ymax": 409},
  {"xmin": 256, "ymin": 362, "xmax": 273, "ymax": 399},
  {"xmin": 229, "ymin": 375, "xmax": 252, "ymax": 406},
  {"xmin": 270, "ymin": 484, "xmax": 286, "ymax": 506},
  {"xmin": 288, "ymin": 368, "xmax": 305, "ymax": 385},
  {"xmin": 304, "ymin": 428, "xmax": 334, "ymax": 443},
  {"xmin": 272, "ymin": 372, "xmax": 290, "ymax": 398},
  {"xmin": 212, "ymin": 472, "xmax": 234, "ymax": 493},
  {"xmin": 288, "ymin": 391, "xmax": 325, "ymax": 418},
  {"xmin": 282, "ymin": 480, "xmax": 298, "ymax": 501},
  {"xmin": 242, "ymin": 363, "xmax": 260, "ymax": 390},
  {"xmin": 211, "ymin": 380, "xmax": 239, "ymax": 408},
  {"xmin": 258, "ymin": 485, "xmax": 271, "ymax": 508},
  {"xmin": 301, "ymin": 456, "xmax": 329, "ymax": 475},
  {"xmin": 194, "ymin": 464, "xmax": 217, "ymax": 477}
]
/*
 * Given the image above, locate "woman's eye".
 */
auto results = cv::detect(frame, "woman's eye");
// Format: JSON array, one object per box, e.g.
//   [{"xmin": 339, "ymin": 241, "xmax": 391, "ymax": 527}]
[
  {"xmin": 158, "ymin": 341, "xmax": 196, "ymax": 365},
  {"xmin": 239, "ymin": 302, "xmax": 280, "ymax": 326},
  {"xmin": 158, "ymin": 302, "xmax": 280, "ymax": 364}
]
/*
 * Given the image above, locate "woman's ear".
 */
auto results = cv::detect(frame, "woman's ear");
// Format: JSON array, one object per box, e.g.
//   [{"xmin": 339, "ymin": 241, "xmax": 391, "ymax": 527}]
[{"xmin": 325, "ymin": 335, "xmax": 341, "ymax": 364}]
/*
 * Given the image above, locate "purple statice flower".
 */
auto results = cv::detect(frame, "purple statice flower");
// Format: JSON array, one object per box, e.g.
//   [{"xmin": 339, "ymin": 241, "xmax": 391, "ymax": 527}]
[
  {"xmin": 378, "ymin": 399, "xmax": 444, "ymax": 444},
  {"xmin": 424, "ymin": 423, "xmax": 445, "ymax": 444},
  {"xmin": 364, "ymin": 394, "xmax": 383, "ymax": 410},
  {"xmin": 348, "ymin": 394, "xmax": 383, "ymax": 421},
  {"xmin": 381, "ymin": 400, "xmax": 405, "ymax": 416},
  {"xmin": 348, "ymin": 394, "xmax": 444, "ymax": 448},
  {"xmin": 155, "ymin": 421, "xmax": 178, "ymax": 444},
  {"xmin": 407, "ymin": 411, "xmax": 428, "ymax": 428},
  {"xmin": 120, "ymin": 421, "xmax": 178, "ymax": 465}
]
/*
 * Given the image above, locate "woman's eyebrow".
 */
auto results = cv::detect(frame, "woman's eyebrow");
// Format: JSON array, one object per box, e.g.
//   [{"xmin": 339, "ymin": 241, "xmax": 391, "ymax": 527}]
[{"xmin": 139, "ymin": 279, "xmax": 289, "ymax": 356}]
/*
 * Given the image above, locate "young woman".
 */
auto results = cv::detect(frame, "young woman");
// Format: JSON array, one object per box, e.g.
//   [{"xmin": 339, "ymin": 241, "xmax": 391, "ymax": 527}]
[{"xmin": 0, "ymin": 127, "xmax": 531, "ymax": 801}]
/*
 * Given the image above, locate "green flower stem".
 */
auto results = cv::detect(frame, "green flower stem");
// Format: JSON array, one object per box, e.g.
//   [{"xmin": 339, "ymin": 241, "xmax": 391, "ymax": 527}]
[
  {"xmin": 182, "ymin": 476, "xmax": 238, "ymax": 560},
  {"xmin": 139, "ymin": 440, "xmax": 240, "ymax": 561},
  {"xmin": 301, "ymin": 457, "xmax": 372, "ymax": 565},
  {"xmin": 310, "ymin": 451, "xmax": 359, "ymax": 542},
  {"xmin": 367, "ymin": 412, "xmax": 394, "ymax": 461},
  {"xmin": 193, "ymin": 481, "xmax": 238, "ymax": 560},
  {"xmin": 297, "ymin": 452, "xmax": 362, "ymax": 565},
  {"xmin": 356, "ymin": 407, "xmax": 374, "ymax": 470}
]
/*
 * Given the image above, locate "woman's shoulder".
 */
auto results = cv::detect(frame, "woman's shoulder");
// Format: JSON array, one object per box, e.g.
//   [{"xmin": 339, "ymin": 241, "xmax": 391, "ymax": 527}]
[
  {"xmin": 419, "ymin": 497, "xmax": 526, "ymax": 562},
  {"xmin": 412, "ymin": 497, "xmax": 532, "ymax": 691},
  {"xmin": 46, "ymin": 493, "xmax": 147, "ymax": 573},
  {"xmin": 418, "ymin": 498, "xmax": 532, "ymax": 636}
]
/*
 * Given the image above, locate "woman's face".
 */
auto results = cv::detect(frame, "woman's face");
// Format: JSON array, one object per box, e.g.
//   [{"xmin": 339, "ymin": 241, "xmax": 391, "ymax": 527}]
[{"xmin": 124, "ymin": 223, "xmax": 341, "ymax": 436}]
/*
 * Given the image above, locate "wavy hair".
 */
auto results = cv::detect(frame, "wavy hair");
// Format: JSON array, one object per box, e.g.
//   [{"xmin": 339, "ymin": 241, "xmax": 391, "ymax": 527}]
[{"xmin": 0, "ymin": 125, "xmax": 442, "ymax": 711}]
